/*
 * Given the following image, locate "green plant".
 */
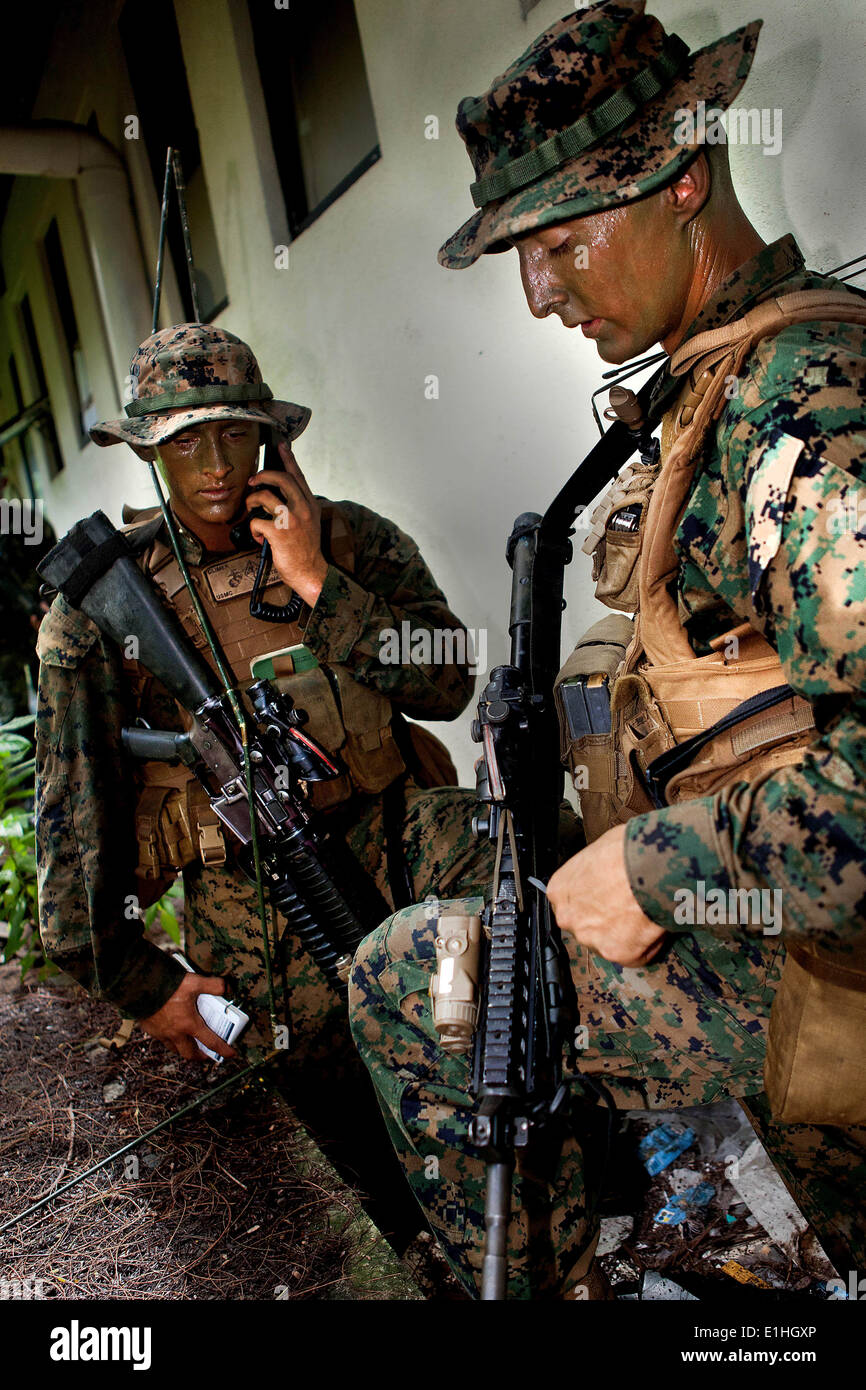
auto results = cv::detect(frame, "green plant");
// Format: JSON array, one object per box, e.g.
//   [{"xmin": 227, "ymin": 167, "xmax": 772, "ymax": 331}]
[
  {"xmin": 0, "ymin": 712, "xmax": 183, "ymax": 980},
  {"xmin": 0, "ymin": 712, "xmax": 52, "ymax": 978},
  {"xmin": 143, "ymin": 876, "xmax": 183, "ymax": 947}
]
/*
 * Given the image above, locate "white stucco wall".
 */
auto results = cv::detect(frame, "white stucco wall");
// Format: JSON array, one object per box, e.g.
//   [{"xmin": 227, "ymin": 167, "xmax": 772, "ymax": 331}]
[{"xmin": 2, "ymin": 0, "xmax": 864, "ymax": 781}]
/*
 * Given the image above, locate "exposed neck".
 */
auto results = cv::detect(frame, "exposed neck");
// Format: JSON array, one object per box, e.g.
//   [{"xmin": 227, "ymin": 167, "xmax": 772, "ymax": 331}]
[
  {"xmin": 168, "ymin": 499, "xmax": 240, "ymax": 555},
  {"xmin": 662, "ymin": 209, "xmax": 766, "ymax": 355}
]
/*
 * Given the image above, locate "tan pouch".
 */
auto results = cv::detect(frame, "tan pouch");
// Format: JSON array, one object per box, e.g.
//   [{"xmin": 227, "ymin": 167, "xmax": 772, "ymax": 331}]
[
  {"xmin": 637, "ymin": 627, "xmax": 815, "ymax": 804},
  {"xmin": 555, "ymin": 614, "xmax": 634, "ymax": 842},
  {"xmin": 581, "ymin": 459, "xmax": 662, "ymax": 613},
  {"xmin": 134, "ymin": 771, "xmax": 227, "ymax": 877},
  {"xmin": 330, "ymin": 665, "xmax": 406, "ymax": 795},
  {"xmin": 765, "ymin": 943, "xmax": 866, "ymax": 1125}
]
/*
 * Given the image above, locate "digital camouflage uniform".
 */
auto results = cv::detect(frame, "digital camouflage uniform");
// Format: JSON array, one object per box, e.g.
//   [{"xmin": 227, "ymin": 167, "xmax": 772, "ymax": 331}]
[
  {"xmin": 35, "ymin": 326, "xmax": 495, "ymax": 1082},
  {"xmin": 350, "ymin": 2, "xmax": 866, "ymax": 1298}
]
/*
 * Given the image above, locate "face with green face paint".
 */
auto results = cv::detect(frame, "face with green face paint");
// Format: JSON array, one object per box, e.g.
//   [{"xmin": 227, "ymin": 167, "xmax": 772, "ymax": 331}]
[
  {"xmin": 134, "ymin": 419, "xmax": 262, "ymax": 549},
  {"xmin": 507, "ymin": 146, "xmax": 753, "ymax": 364}
]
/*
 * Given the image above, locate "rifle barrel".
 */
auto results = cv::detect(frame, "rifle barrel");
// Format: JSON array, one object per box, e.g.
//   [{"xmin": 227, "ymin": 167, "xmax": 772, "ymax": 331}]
[{"xmin": 480, "ymin": 1159, "xmax": 513, "ymax": 1300}]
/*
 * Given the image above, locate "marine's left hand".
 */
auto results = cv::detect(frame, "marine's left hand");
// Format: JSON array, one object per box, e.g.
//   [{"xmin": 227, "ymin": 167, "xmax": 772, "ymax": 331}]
[
  {"xmin": 547, "ymin": 824, "xmax": 668, "ymax": 966},
  {"xmin": 245, "ymin": 442, "xmax": 328, "ymax": 606}
]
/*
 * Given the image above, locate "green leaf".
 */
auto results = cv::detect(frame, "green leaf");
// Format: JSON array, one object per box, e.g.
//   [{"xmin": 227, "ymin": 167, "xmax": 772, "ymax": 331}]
[
  {"xmin": 3, "ymin": 916, "xmax": 25, "ymax": 960},
  {"xmin": 159, "ymin": 906, "xmax": 181, "ymax": 946},
  {"xmin": 6, "ymin": 759, "xmax": 36, "ymax": 788},
  {"xmin": 0, "ymin": 734, "xmax": 33, "ymax": 760},
  {"xmin": 18, "ymin": 949, "xmax": 37, "ymax": 979},
  {"xmin": 0, "ymin": 714, "xmax": 36, "ymax": 733}
]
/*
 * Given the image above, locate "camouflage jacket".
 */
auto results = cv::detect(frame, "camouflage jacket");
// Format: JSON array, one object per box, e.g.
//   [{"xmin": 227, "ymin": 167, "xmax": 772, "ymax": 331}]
[
  {"xmin": 35, "ymin": 499, "xmax": 473, "ymax": 1017},
  {"xmin": 623, "ymin": 234, "xmax": 866, "ymax": 952}
]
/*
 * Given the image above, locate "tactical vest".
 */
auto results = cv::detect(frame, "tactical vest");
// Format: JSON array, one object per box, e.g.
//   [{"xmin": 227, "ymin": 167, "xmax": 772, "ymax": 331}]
[
  {"xmin": 557, "ymin": 286, "xmax": 866, "ymax": 1125},
  {"xmin": 123, "ymin": 501, "xmax": 406, "ymax": 879}
]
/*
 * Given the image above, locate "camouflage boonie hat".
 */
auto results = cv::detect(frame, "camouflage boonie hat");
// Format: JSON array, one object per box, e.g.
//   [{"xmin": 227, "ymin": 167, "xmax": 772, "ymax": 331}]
[
  {"xmin": 90, "ymin": 324, "xmax": 312, "ymax": 447},
  {"xmin": 439, "ymin": 0, "xmax": 762, "ymax": 269}
]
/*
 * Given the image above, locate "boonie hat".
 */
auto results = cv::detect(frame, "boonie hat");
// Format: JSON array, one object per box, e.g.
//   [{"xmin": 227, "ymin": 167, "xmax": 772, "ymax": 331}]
[
  {"xmin": 91, "ymin": 323, "xmax": 311, "ymax": 447},
  {"xmin": 439, "ymin": 0, "xmax": 762, "ymax": 269}
]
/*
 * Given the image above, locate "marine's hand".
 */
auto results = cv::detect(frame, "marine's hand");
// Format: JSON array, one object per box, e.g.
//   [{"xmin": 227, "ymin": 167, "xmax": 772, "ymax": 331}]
[
  {"xmin": 138, "ymin": 973, "xmax": 237, "ymax": 1062},
  {"xmin": 547, "ymin": 824, "xmax": 667, "ymax": 966},
  {"xmin": 245, "ymin": 442, "xmax": 328, "ymax": 606}
]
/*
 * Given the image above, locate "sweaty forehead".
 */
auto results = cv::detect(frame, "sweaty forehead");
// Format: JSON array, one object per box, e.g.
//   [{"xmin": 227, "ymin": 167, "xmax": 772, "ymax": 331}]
[{"xmin": 166, "ymin": 419, "xmax": 259, "ymax": 441}]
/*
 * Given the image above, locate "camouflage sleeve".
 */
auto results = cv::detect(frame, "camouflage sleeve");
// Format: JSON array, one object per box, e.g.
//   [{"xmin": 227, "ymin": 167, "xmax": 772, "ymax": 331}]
[
  {"xmin": 626, "ymin": 321, "xmax": 866, "ymax": 951},
  {"xmin": 301, "ymin": 500, "xmax": 476, "ymax": 719},
  {"xmin": 35, "ymin": 595, "xmax": 187, "ymax": 1017}
]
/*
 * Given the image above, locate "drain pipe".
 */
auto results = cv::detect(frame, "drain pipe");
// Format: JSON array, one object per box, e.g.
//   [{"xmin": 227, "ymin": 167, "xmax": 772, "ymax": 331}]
[{"xmin": 0, "ymin": 123, "xmax": 152, "ymax": 396}]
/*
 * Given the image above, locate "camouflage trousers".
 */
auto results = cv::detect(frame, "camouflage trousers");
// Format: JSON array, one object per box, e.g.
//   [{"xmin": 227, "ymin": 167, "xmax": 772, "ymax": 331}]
[
  {"xmin": 349, "ymin": 900, "xmax": 866, "ymax": 1299},
  {"xmin": 181, "ymin": 779, "xmax": 495, "ymax": 1069}
]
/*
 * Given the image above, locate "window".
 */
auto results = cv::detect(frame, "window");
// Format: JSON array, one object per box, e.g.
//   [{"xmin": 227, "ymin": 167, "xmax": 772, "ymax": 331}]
[
  {"xmin": 16, "ymin": 297, "xmax": 63, "ymax": 477},
  {"xmin": 119, "ymin": 0, "xmax": 228, "ymax": 322},
  {"xmin": 43, "ymin": 220, "xmax": 96, "ymax": 443},
  {"xmin": 247, "ymin": 0, "xmax": 381, "ymax": 238}
]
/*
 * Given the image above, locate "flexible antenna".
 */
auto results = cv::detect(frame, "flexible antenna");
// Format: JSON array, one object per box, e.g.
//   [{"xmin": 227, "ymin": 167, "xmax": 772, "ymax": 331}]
[
  {"xmin": 145, "ymin": 146, "xmax": 279, "ymax": 1036},
  {"xmin": 152, "ymin": 149, "xmax": 173, "ymax": 333},
  {"xmin": 171, "ymin": 149, "xmax": 201, "ymax": 323}
]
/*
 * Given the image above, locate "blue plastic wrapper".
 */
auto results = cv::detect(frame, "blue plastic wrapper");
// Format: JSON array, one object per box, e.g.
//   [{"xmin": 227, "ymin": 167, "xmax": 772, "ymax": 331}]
[
  {"xmin": 639, "ymin": 1123, "xmax": 696, "ymax": 1176},
  {"xmin": 655, "ymin": 1182, "xmax": 716, "ymax": 1225}
]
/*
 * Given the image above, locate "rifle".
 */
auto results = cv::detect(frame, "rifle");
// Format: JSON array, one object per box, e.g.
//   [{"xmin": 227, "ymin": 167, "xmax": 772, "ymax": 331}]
[
  {"xmin": 461, "ymin": 367, "xmax": 666, "ymax": 1300},
  {"xmin": 37, "ymin": 511, "xmax": 385, "ymax": 1013}
]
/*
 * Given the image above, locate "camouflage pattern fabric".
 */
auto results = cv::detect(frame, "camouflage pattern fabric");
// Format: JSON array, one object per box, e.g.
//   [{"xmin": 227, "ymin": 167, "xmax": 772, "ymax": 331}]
[
  {"xmin": 185, "ymin": 781, "xmax": 495, "ymax": 1059},
  {"xmin": 439, "ymin": 1, "xmax": 760, "ymax": 268},
  {"xmin": 35, "ymin": 497, "xmax": 491, "ymax": 1056},
  {"xmin": 350, "ymin": 898, "xmax": 792, "ymax": 1299},
  {"xmin": 352, "ymin": 878, "xmax": 866, "ymax": 1298},
  {"xmin": 349, "ymin": 237, "xmax": 866, "ymax": 1295},
  {"xmin": 89, "ymin": 323, "xmax": 310, "ymax": 448},
  {"xmin": 625, "ymin": 235, "xmax": 866, "ymax": 954}
]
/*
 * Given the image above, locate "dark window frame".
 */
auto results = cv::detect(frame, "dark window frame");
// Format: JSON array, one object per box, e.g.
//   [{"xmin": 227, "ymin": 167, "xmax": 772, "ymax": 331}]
[{"xmin": 246, "ymin": 0, "xmax": 381, "ymax": 242}]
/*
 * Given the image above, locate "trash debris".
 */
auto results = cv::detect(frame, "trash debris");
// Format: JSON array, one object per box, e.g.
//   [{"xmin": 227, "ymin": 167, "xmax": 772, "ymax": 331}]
[
  {"xmin": 639, "ymin": 1122, "xmax": 695, "ymax": 1175},
  {"xmin": 597, "ymin": 1214, "xmax": 633, "ymax": 1256},
  {"xmin": 97, "ymin": 1018, "xmax": 135, "ymax": 1050},
  {"xmin": 102, "ymin": 1079, "xmax": 127, "ymax": 1104},
  {"xmin": 728, "ymin": 1139, "xmax": 809, "ymax": 1248},
  {"xmin": 722, "ymin": 1261, "xmax": 772, "ymax": 1289},
  {"xmin": 640, "ymin": 1270, "xmax": 700, "ymax": 1301},
  {"xmin": 654, "ymin": 1181, "xmax": 715, "ymax": 1225}
]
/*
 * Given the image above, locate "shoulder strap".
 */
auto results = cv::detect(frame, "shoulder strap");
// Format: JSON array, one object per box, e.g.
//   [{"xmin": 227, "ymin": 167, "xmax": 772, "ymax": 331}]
[
  {"xmin": 671, "ymin": 286, "xmax": 866, "ymax": 378},
  {"xmin": 638, "ymin": 287, "xmax": 866, "ymax": 667}
]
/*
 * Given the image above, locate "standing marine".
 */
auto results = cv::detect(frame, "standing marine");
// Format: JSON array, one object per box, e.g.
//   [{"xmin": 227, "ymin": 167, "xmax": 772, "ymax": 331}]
[{"xmin": 349, "ymin": 0, "xmax": 866, "ymax": 1298}]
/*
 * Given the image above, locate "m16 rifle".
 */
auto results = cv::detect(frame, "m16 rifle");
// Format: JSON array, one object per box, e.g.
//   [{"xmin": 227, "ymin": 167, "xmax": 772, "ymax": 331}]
[
  {"xmin": 37, "ymin": 510, "xmax": 380, "ymax": 1005},
  {"xmin": 459, "ymin": 369, "xmax": 665, "ymax": 1300}
]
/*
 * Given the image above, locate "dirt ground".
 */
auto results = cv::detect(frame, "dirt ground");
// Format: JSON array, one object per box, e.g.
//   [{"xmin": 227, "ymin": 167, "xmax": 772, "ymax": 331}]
[
  {"xmin": 0, "ymin": 958, "xmax": 841, "ymax": 1303},
  {"xmin": 0, "ymin": 961, "xmax": 439, "ymax": 1299}
]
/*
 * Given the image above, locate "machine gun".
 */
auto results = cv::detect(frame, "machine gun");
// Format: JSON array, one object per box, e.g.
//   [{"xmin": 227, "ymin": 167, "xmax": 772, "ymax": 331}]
[
  {"xmin": 37, "ymin": 510, "xmax": 380, "ymax": 1004},
  {"xmin": 450, "ymin": 370, "xmax": 665, "ymax": 1300}
]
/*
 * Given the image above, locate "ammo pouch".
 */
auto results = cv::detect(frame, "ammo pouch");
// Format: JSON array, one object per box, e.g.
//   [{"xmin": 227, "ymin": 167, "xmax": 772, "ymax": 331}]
[
  {"xmin": 581, "ymin": 457, "xmax": 662, "ymax": 612},
  {"xmin": 611, "ymin": 625, "xmax": 815, "ymax": 814},
  {"xmin": 134, "ymin": 763, "xmax": 227, "ymax": 879},
  {"xmin": 276, "ymin": 664, "xmax": 406, "ymax": 810},
  {"xmin": 554, "ymin": 613, "xmax": 634, "ymax": 842},
  {"xmin": 765, "ymin": 940, "xmax": 866, "ymax": 1125}
]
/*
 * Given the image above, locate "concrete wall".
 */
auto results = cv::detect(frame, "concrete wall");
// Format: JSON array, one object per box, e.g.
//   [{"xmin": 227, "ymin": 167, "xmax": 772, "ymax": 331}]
[{"xmin": 1, "ymin": 0, "xmax": 864, "ymax": 781}]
